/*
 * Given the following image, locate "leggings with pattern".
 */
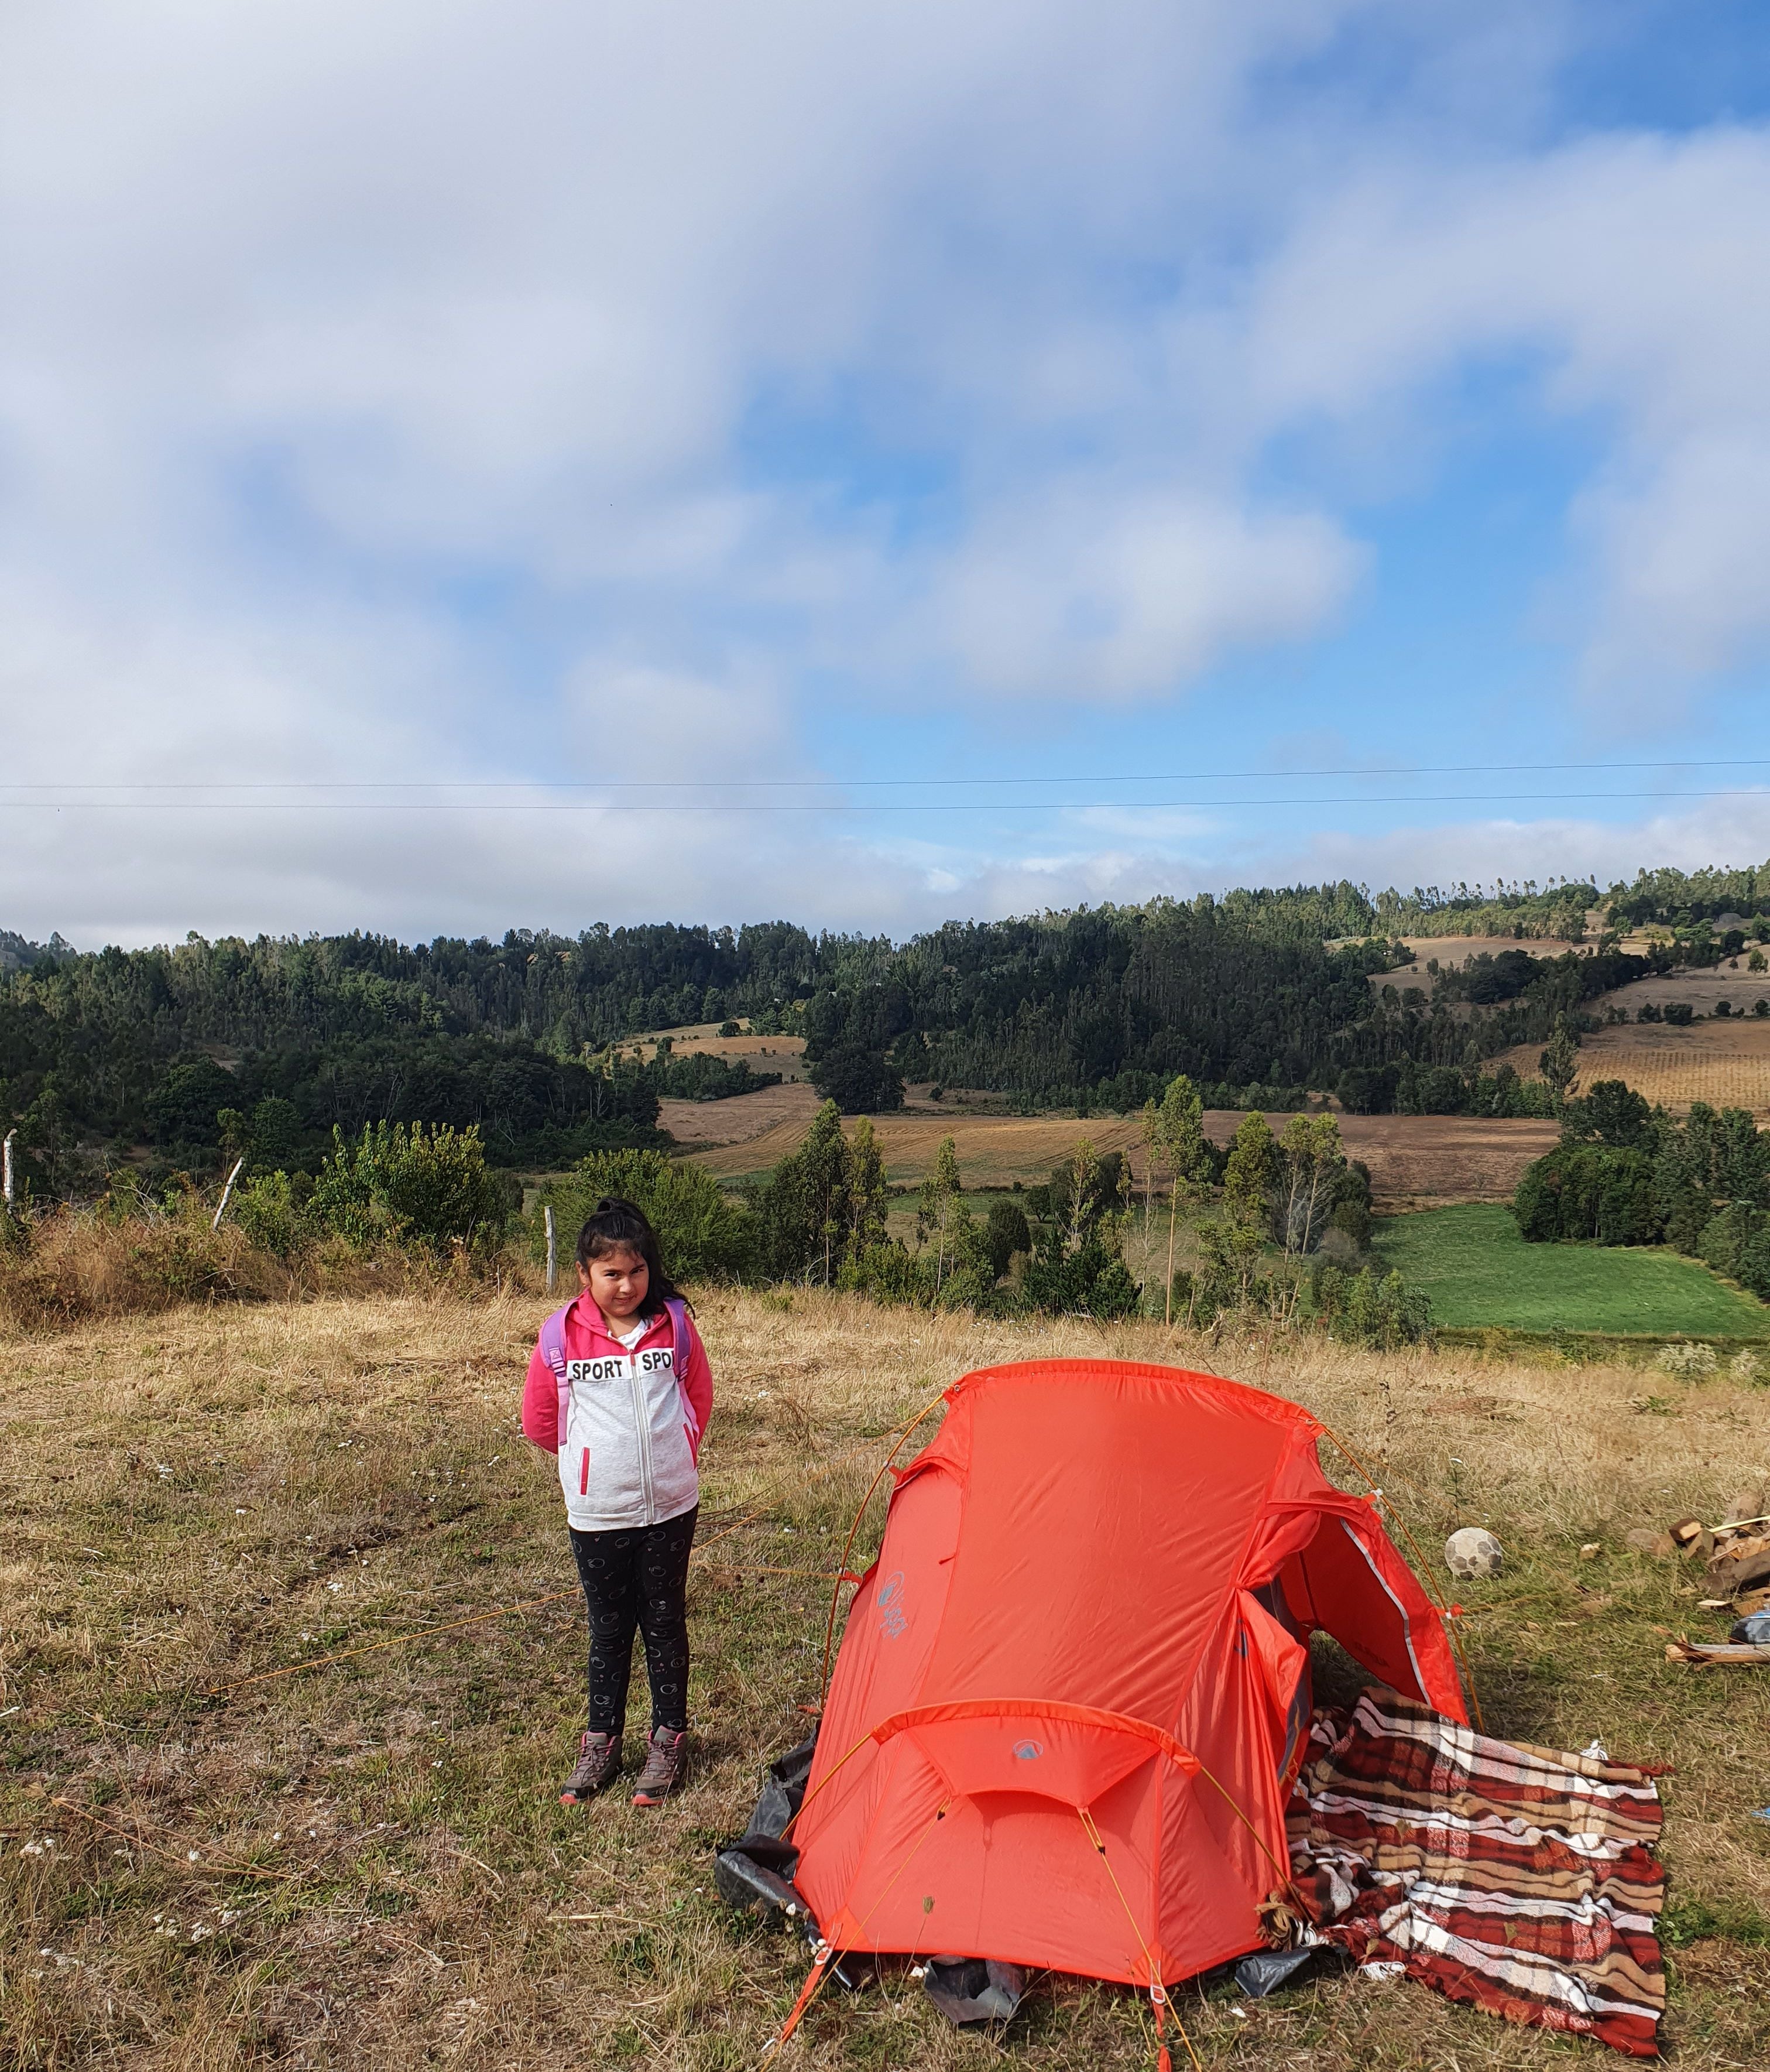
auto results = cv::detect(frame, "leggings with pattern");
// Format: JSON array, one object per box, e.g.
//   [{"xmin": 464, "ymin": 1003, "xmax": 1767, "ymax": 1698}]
[{"xmin": 569, "ymin": 1505, "xmax": 698, "ymax": 1735}]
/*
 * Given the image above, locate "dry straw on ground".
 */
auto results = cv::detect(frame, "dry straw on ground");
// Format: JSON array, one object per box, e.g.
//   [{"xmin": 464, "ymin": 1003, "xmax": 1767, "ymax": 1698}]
[
  {"xmin": 0, "ymin": 1212, "xmax": 481, "ymax": 1337},
  {"xmin": 5, "ymin": 1287, "xmax": 1770, "ymax": 2068}
]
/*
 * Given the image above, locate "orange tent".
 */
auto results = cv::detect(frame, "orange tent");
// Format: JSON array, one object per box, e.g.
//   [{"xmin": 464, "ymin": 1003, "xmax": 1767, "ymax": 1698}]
[{"xmin": 792, "ymin": 1358, "xmax": 1464, "ymax": 1992}]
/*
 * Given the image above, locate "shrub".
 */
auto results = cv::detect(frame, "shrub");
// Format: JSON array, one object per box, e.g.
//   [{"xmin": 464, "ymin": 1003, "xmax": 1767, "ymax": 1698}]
[
  {"xmin": 234, "ymin": 1171, "xmax": 310, "ymax": 1258},
  {"xmin": 0, "ymin": 1205, "xmax": 290, "ymax": 1331},
  {"xmin": 1731, "ymin": 1350, "xmax": 1763, "ymax": 1383},
  {"xmin": 837, "ymin": 1232, "xmax": 996, "ymax": 1312},
  {"xmin": 1021, "ymin": 1232, "xmax": 1140, "ymax": 1319},
  {"xmin": 1655, "ymin": 1341, "xmax": 1718, "ymax": 1378},
  {"xmin": 837, "ymin": 1240, "xmax": 931, "ymax": 1306},
  {"xmin": 310, "ymin": 1122, "xmax": 507, "ymax": 1255},
  {"xmin": 983, "ymin": 1198, "xmax": 1032, "ymax": 1278},
  {"xmin": 538, "ymin": 1149, "xmax": 754, "ymax": 1282},
  {"xmin": 1309, "ymin": 1263, "xmax": 1432, "ymax": 1348}
]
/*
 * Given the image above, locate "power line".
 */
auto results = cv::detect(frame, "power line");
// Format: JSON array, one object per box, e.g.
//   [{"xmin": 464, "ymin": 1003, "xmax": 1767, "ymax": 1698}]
[
  {"xmin": 1, "ymin": 755, "xmax": 1768, "ymax": 794},
  {"xmin": 2, "ymin": 786, "xmax": 1768, "ymax": 814}
]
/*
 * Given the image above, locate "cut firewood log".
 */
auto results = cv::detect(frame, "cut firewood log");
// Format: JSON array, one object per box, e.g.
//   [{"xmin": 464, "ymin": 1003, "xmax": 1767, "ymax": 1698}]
[
  {"xmin": 1665, "ymin": 1638, "xmax": 1770, "ymax": 1668},
  {"xmin": 1707, "ymin": 1546, "xmax": 1770, "ymax": 1594},
  {"xmin": 1720, "ymin": 1487, "xmax": 1769, "ymax": 1531}
]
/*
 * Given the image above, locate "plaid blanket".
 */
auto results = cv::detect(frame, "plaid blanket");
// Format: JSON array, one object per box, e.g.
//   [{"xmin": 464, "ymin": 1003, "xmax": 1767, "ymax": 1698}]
[{"xmin": 1287, "ymin": 1690, "xmax": 1666, "ymax": 2057}]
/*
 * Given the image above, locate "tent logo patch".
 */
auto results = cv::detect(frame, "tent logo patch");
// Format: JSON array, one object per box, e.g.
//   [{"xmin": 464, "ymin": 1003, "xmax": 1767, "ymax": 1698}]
[
  {"xmin": 1013, "ymin": 1739, "xmax": 1044, "ymax": 1762},
  {"xmin": 876, "ymin": 1571, "xmax": 907, "ymax": 1639}
]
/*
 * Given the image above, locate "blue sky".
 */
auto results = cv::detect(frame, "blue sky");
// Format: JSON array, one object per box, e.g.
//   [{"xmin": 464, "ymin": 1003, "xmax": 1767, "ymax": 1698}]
[{"xmin": 2, "ymin": 0, "xmax": 1769, "ymax": 945}]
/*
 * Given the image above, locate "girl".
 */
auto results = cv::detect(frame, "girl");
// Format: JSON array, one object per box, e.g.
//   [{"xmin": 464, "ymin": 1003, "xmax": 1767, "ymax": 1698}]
[{"xmin": 522, "ymin": 1198, "xmax": 713, "ymax": 1807}]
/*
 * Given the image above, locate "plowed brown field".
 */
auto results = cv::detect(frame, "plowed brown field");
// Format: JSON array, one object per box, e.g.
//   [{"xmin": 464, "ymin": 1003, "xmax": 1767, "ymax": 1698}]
[
  {"xmin": 1495, "ymin": 1019, "xmax": 1770, "ymax": 1116},
  {"xmin": 610, "ymin": 1025, "xmax": 810, "ymax": 1081},
  {"xmin": 684, "ymin": 1106, "xmax": 1557, "ymax": 1208},
  {"xmin": 658, "ymin": 1080, "xmax": 821, "ymax": 1145}
]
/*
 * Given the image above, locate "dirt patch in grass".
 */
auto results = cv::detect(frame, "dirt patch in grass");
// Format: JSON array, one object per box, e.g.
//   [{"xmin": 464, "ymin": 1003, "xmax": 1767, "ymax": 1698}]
[{"xmin": 6, "ymin": 1289, "xmax": 1770, "ymax": 2066}]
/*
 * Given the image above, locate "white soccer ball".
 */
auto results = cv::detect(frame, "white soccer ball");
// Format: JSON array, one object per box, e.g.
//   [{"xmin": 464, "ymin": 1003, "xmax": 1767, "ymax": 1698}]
[{"xmin": 1445, "ymin": 1527, "xmax": 1504, "ymax": 1579}]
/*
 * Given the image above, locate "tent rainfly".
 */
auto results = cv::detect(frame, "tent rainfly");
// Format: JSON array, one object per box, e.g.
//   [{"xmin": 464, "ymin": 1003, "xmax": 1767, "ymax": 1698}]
[{"xmin": 722, "ymin": 1359, "xmax": 1464, "ymax": 2047}]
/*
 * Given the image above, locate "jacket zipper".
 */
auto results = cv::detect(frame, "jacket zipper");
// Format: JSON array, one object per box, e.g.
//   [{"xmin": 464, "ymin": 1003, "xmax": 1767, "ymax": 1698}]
[{"xmin": 630, "ymin": 1354, "xmax": 656, "ymax": 1522}]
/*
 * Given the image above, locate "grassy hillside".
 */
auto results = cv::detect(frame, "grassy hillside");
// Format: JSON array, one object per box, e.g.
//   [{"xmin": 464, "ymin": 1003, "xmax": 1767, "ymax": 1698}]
[
  {"xmin": 5, "ymin": 1287, "xmax": 1770, "ymax": 2065},
  {"xmin": 1375, "ymin": 1204, "xmax": 1770, "ymax": 1338}
]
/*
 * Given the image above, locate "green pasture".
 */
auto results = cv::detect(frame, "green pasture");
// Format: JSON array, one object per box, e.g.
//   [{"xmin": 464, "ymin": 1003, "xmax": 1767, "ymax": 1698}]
[{"xmin": 1374, "ymin": 1203, "xmax": 1770, "ymax": 1339}]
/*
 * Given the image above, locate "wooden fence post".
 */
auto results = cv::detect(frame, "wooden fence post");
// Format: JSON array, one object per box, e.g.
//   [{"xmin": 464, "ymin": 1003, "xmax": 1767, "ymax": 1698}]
[
  {"xmin": 2, "ymin": 1129, "xmax": 14, "ymax": 1211},
  {"xmin": 212, "ymin": 1157, "xmax": 245, "ymax": 1232},
  {"xmin": 545, "ymin": 1205, "xmax": 557, "ymax": 1294}
]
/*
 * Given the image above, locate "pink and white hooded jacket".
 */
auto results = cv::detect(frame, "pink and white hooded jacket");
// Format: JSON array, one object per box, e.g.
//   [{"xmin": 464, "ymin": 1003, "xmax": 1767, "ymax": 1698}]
[{"xmin": 522, "ymin": 1296, "xmax": 713, "ymax": 1532}]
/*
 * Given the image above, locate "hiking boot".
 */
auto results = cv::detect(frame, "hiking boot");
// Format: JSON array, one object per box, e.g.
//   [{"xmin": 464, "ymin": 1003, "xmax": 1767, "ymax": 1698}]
[
  {"xmin": 631, "ymin": 1726, "xmax": 688, "ymax": 1806},
  {"xmin": 560, "ymin": 1731, "xmax": 621, "ymax": 1804}
]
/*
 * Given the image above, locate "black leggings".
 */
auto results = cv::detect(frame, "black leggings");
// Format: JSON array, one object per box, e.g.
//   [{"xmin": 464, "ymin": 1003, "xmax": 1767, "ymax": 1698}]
[{"xmin": 569, "ymin": 1506, "xmax": 698, "ymax": 1735}]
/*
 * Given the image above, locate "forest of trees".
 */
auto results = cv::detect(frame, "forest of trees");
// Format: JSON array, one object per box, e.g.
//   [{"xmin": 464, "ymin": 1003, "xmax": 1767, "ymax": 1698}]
[
  {"xmin": 1513, "ymin": 1084, "xmax": 1770, "ymax": 1303},
  {"xmin": 5, "ymin": 857, "xmax": 1769, "ymax": 1198}
]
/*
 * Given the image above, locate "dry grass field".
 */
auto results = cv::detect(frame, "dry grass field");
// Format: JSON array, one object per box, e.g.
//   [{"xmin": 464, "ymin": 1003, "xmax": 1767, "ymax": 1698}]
[
  {"xmin": 610, "ymin": 1027, "xmax": 810, "ymax": 1083},
  {"xmin": 1496, "ymin": 1020, "xmax": 1770, "ymax": 1118},
  {"xmin": 7, "ymin": 1288, "xmax": 1770, "ymax": 2068},
  {"xmin": 685, "ymin": 1108, "xmax": 1556, "ymax": 1210},
  {"xmin": 1375, "ymin": 936, "xmax": 1593, "ymax": 999},
  {"xmin": 1599, "ymin": 971, "xmax": 1770, "ymax": 1019},
  {"xmin": 685, "ymin": 1110, "xmax": 1161, "ymax": 1189},
  {"xmin": 1308, "ymin": 1114, "xmax": 1559, "ymax": 1210},
  {"xmin": 658, "ymin": 1083, "xmax": 821, "ymax": 1149}
]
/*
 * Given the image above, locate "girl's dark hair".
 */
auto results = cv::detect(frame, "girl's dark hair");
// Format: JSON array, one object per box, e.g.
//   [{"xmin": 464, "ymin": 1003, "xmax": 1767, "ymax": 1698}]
[{"xmin": 576, "ymin": 1198, "xmax": 682, "ymax": 1316}]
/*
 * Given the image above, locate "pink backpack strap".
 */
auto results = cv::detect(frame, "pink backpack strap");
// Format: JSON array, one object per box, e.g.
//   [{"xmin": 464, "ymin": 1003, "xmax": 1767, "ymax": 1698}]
[
  {"xmin": 664, "ymin": 1296, "xmax": 701, "ymax": 1444},
  {"xmin": 538, "ymin": 1300, "xmax": 574, "ymax": 1442}
]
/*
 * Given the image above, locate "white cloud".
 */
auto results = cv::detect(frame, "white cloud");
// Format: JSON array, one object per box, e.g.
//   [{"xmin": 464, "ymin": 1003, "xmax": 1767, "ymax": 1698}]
[
  {"xmin": 1288, "ymin": 794, "xmax": 1770, "ymax": 903},
  {"xmin": 1235, "ymin": 129, "xmax": 1770, "ymax": 696},
  {"xmin": 561, "ymin": 658, "xmax": 798, "ymax": 780},
  {"xmin": 938, "ymin": 488, "xmax": 1361, "ymax": 697},
  {"xmin": 2, "ymin": 1, "xmax": 1769, "ymax": 941}
]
